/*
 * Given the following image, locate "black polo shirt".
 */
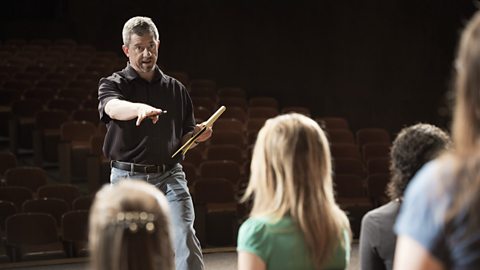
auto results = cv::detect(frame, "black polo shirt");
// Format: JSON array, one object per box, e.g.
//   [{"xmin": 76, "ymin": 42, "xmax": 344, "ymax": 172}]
[{"xmin": 98, "ymin": 63, "xmax": 195, "ymax": 165}]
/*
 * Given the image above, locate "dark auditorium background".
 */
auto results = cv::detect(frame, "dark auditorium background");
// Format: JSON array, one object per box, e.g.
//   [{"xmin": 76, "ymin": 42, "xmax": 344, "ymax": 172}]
[{"xmin": 0, "ymin": 0, "xmax": 477, "ymax": 133}]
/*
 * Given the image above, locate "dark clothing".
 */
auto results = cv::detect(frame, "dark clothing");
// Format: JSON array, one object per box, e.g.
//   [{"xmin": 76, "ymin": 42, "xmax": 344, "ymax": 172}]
[
  {"xmin": 98, "ymin": 63, "xmax": 195, "ymax": 165},
  {"xmin": 359, "ymin": 201, "xmax": 401, "ymax": 270},
  {"xmin": 99, "ymin": 63, "xmax": 204, "ymax": 270}
]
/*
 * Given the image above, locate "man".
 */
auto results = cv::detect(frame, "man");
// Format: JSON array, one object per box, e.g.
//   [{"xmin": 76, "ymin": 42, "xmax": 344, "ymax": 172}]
[
  {"xmin": 98, "ymin": 16, "xmax": 210, "ymax": 270},
  {"xmin": 358, "ymin": 123, "xmax": 450, "ymax": 270}
]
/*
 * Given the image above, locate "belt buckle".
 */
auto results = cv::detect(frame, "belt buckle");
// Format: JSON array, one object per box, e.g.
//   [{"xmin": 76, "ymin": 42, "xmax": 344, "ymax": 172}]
[{"xmin": 155, "ymin": 164, "xmax": 164, "ymax": 174}]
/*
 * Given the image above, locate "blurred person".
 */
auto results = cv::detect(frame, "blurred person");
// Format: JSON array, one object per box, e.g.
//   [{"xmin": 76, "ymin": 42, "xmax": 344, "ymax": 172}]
[
  {"xmin": 237, "ymin": 113, "xmax": 351, "ymax": 270},
  {"xmin": 98, "ymin": 16, "xmax": 211, "ymax": 269},
  {"xmin": 359, "ymin": 123, "xmax": 450, "ymax": 270},
  {"xmin": 394, "ymin": 10, "xmax": 480, "ymax": 270},
  {"xmin": 89, "ymin": 180, "xmax": 174, "ymax": 270}
]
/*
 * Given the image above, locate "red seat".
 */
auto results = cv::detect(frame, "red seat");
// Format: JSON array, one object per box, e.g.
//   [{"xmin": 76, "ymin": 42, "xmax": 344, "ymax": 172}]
[
  {"xmin": 5, "ymin": 213, "xmax": 66, "ymax": 261},
  {"xmin": 4, "ymin": 167, "xmax": 48, "ymax": 193},
  {"xmin": 199, "ymin": 160, "xmax": 242, "ymax": 184},
  {"xmin": 62, "ymin": 210, "xmax": 89, "ymax": 257},
  {"xmin": 22, "ymin": 198, "xmax": 69, "ymax": 226},
  {"xmin": 0, "ymin": 187, "xmax": 33, "ymax": 211},
  {"xmin": 193, "ymin": 178, "xmax": 238, "ymax": 247},
  {"xmin": 37, "ymin": 184, "xmax": 81, "ymax": 209}
]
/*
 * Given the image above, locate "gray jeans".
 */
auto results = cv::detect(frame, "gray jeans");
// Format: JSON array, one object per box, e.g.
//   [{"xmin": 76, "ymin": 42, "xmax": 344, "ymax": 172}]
[{"xmin": 110, "ymin": 164, "xmax": 204, "ymax": 270}]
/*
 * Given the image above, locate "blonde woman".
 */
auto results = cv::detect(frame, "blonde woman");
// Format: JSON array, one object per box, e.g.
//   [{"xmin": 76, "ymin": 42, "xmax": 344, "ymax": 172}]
[
  {"xmin": 237, "ymin": 113, "xmax": 351, "ymax": 270},
  {"xmin": 394, "ymin": 10, "xmax": 480, "ymax": 270},
  {"xmin": 89, "ymin": 180, "xmax": 174, "ymax": 270}
]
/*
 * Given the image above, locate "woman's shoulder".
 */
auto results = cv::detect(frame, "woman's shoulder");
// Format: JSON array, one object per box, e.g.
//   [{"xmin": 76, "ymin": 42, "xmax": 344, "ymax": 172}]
[{"xmin": 240, "ymin": 216, "xmax": 293, "ymax": 231}]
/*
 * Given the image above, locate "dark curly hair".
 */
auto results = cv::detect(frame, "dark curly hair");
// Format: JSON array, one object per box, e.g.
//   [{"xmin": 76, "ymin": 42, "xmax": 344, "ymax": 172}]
[{"xmin": 387, "ymin": 123, "xmax": 450, "ymax": 200}]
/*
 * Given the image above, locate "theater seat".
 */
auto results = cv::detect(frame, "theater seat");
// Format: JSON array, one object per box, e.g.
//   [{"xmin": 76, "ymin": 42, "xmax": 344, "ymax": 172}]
[{"xmin": 5, "ymin": 213, "xmax": 66, "ymax": 262}]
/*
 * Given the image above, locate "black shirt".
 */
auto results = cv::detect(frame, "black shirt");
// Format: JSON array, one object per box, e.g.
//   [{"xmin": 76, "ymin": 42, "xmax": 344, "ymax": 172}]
[{"xmin": 98, "ymin": 63, "xmax": 195, "ymax": 165}]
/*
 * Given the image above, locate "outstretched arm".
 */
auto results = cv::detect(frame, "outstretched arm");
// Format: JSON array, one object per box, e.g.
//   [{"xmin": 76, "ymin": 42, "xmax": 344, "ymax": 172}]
[{"xmin": 105, "ymin": 99, "xmax": 166, "ymax": 126}]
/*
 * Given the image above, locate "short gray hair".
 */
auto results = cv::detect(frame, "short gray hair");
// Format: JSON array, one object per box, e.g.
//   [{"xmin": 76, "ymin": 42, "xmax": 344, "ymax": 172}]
[{"xmin": 122, "ymin": 16, "xmax": 159, "ymax": 46}]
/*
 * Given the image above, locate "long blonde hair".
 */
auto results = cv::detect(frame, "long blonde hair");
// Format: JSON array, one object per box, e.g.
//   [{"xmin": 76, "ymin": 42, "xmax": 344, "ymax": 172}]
[
  {"xmin": 89, "ymin": 180, "xmax": 174, "ymax": 270},
  {"xmin": 443, "ymin": 10, "xmax": 480, "ymax": 232},
  {"xmin": 243, "ymin": 113, "xmax": 350, "ymax": 269},
  {"xmin": 453, "ymin": 11, "xmax": 480, "ymax": 154}
]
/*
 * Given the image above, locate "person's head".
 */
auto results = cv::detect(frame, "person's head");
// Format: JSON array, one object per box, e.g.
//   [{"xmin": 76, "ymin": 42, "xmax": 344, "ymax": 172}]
[
  {"xmin": 89, "ymin": 180, "xmax": 174, "ymax": 270},
  {"xmin": 387, "ymin": 123, "xmax": 450, "ymax": 200},
  {"xmin": 243, "ymin": 113, "xmax": 350, "ymax": 268},
  {"xmin": 122, "ymin": 16, "xmax": 160, "ymax": 76},
  {"xmin": 453, "ymin": 11, "xmax": 480, "ymax": 154}
]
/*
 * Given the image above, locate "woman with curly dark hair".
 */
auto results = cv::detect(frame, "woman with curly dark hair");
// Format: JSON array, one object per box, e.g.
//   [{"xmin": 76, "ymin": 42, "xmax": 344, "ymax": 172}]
[{"xmin": 359, "ymin": 123, "xmax": 450, "ymax": 270}]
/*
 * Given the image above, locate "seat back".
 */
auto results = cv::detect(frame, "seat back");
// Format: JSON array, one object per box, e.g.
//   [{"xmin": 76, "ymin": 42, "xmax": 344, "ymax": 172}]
[
  {"xmin": 221, "ymin": 107, "xmax": 247, "ymax": 123},
  {"xmin": 37, "ymin": 184, "xmax": 81, "ymax": 208},
  {"xmin": 60, "ymin": 121, "xmax": 97, "ymax": 143},
  {"xmin": 330, "ymin": 144, "xmax": 361, "ymax": 160},
  {"xmin": 35, "ymin": 110, "xmax": 69, "ymax": 130},
  {"xmin": 193, "ymin": 178, "xmax": 236, "ymax": 204},
  {"xmin": 316, "ymin": 117, "xmax": 350, "ymax": 130},
  {"xmin": 72, "ymin": 196, "xmax": 93, "ymax": 211},
  {"xmin": 206, "ymin": 145, "xmax": 245, "ymax": 165},
  {"xmin": 22, "ymin": 198, "xmax": 69, "ymax": 226},
  {"xmin": 6, "ymin": 213, "xmax": 59, "ymax": 245},
  {"xmin": 280, "ymin": 106, "xmax": 311, "ymax": 116},
  {"xmin": 209, "ymin": 131, "xmax": 246, "ymax": 148},
  {"xmin": 0, "ymin": 201, "xmax": 16, "ymax": 232},
  {"xmin": 71, "ymin": 109, "xmax": 99, "ymax": 125},
  {"xmin": 362, "ymin": 143, "xmax": 391, "ymax": 163},
  {"xmin": 0, "ymin": 152, "xmax": 17, "ymax": 176},
  {"xmin": 327, "ymin": 129, "xmax": 355, "ymax": 144},
  {"xmin": 214, "ymin": 118, "xmax": 245, "ymax": 132},
  {"xmin": 218, "ymin": 87, "xmax": 246, "ymax": 99},
  {"xmin": 4, "ymin": 166, "xmax": 48, "ymax": 193},
  {"xmin": 0, "ymin": 187, "xmax": 33, "ymax": 211},
  {"xmin": 333, "ymin": 158, "xmax": 366, "ymax": 178},
  {"xmin": 62, "ymin": 210, "xmax": 89, "ymax": 242},
  {"xmin": 248, "ymin": 97, "xmax": 279, "ymax": 109},
  {"xmin": 367, "ymin": 157, "xmax": 390, "ymax": 175},
  {"xmin": 248, "ymin": 107, "xmax": 279, "ymax": 118},
  {"xmin": 199, "ymin": 160, "xmax": 241, "ymax": 184},
  {"xmin": 356, "ymin": 128, "xmax": 391, "ymax": 147}
]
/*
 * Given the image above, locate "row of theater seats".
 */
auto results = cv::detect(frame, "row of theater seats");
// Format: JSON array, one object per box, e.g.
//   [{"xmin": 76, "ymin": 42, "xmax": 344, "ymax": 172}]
[
  {"xmin": 0, "ymin": 38, "xmax": 395, "ymax": 259},
  {"xmin": 179, "ymin": 114, "xmax": 392, "ymax": 238},
  {"xmin": 4, "ymin": 103, "xmax": 393, "ymax": 243},
  {"xmin": 0, "ymin": 152, "xmax": 91, "ymax": 262},
  {"xmin": 0, "ymin": 152, "xmax": 237, "ymax": 259}
]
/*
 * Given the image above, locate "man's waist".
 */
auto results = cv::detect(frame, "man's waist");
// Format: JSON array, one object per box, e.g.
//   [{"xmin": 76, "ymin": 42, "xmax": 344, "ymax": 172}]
[{"xmin": 111, "ymin": 160, "xmax": 176, "ymax": 174}]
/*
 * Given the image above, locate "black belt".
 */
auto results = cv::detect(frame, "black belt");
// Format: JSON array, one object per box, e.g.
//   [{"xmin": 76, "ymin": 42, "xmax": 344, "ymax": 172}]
[{"xmin": 111, "ymin": 161, "xmax": 174, "ymax": 174}]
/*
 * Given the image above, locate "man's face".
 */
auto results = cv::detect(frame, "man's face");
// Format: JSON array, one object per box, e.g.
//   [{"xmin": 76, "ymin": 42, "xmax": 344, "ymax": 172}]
[{"xmin": 123, "ymin": 33, "xmax": 159, "ymax": 74}]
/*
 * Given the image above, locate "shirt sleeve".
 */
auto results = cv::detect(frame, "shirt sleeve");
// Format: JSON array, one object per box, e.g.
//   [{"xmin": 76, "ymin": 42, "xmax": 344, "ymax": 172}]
[
  {"xmin": 360, "ymin": 213, "xmax": 386, "ymax": 270},
  {"xmin": 237, "ymin": 218, "xmax": 269, "ymax": 263},
  {"xmin": 98, "ymin": 76, "xmax": 125, "ymax": 123},
  {"xmin": 394, "ymin": 160, "xmax": 449, "ymax": 262}
]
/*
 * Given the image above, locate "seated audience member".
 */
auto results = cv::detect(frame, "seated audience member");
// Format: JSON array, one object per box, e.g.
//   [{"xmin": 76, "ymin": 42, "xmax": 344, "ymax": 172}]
[
  {"xmin": 394, "ymin": 11, "xmax": 480, "ymax": 270},
  {"xmin": 359, "ymin": 123, "xmax": 450, "ymax": 270},
  {"xmin": 89, "ymin": 180, "xmax": 174, "ymax": 270},
  {"xmin": 237, "ymin": 113, "xmax": 351, "ymax": 270}
]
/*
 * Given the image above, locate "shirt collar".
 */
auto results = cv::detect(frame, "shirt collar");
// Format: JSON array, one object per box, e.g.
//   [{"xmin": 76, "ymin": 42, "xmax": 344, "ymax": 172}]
[{"xmin": 124, "ymin": 62, "xmax": 164, "ymax": 83}]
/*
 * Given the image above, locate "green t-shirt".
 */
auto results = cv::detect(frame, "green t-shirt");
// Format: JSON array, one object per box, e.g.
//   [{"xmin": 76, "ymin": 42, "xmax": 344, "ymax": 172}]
[{"xmin": 237, "ymin": 216, "xmax": 350, "ymax": 270}]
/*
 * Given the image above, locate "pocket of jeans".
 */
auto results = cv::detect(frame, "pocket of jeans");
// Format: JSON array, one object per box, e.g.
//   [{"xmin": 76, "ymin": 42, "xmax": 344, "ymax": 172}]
[{"xmin": 165, "ymin": 170, "xmax": 189, "ymax": 199}]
